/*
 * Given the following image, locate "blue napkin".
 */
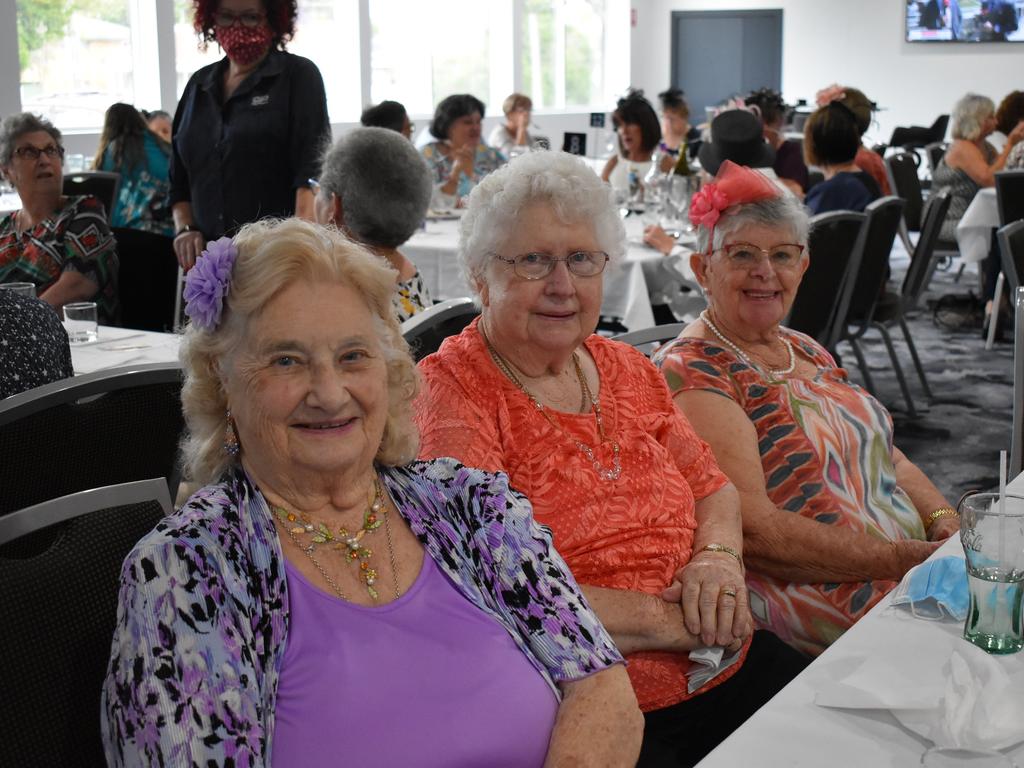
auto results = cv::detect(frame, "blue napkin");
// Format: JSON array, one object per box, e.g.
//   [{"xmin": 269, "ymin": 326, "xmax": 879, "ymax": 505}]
[{"xmin": 890, "ymin": 556, "xmax": 969, "ymax": 621}]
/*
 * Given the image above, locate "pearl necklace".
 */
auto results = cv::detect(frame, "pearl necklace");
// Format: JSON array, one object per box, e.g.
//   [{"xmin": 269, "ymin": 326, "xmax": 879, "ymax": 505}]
[{"xmin": 699, "ymin": 310, "xmax": 795, "ymax": 377}]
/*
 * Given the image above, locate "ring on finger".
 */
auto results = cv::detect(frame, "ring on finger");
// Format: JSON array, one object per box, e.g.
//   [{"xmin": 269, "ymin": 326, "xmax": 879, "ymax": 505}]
[{"xmin": 721, "ymin": 587, "xmax": 737, "ymax": 598}]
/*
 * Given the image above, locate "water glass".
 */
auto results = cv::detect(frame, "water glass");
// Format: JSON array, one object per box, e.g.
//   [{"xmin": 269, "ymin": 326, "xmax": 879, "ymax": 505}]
[
  {"xmin": 960, "ymin": 492, "xmax": 1024, "ymax": 654},
  {"xmin": 63, "ymin": 301, "xmax": 98, "ymax": 343},
  {"xmin": 1, "ymin": 282, "xmax": 36, "ymax": 297}
]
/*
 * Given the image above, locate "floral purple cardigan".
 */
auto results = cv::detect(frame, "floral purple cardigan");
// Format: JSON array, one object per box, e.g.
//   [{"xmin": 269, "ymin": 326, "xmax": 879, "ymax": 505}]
[{"xmin": 101, "ymin": 458, "xmax": 622, "ymax": 767}]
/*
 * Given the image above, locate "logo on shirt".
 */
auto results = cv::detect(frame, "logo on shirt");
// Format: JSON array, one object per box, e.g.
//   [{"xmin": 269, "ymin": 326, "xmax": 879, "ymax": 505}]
[{"xmin": 251, "ymin": 95, "xmax": 269, "ymax": 106}]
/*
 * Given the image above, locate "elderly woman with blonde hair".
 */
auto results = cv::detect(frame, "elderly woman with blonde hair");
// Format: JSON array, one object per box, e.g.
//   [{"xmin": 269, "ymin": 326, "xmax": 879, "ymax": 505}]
[{"xmin": 101, "ymin": 218, "xmax": 641, "ymax": 767}]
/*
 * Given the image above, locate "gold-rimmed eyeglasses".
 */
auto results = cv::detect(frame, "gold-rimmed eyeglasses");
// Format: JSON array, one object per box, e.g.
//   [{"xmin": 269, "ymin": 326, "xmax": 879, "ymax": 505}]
[
  {"xmin": 717, "ymin": 242, "xmax": 805, "ymax": 271},
  {"xmin": 493, "ymin": 251, "xmax": 609, "ymax": 280}
]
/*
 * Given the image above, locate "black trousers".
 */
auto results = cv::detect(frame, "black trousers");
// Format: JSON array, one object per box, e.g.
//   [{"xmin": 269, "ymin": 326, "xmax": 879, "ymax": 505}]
[{"xmin": 637, "ymin": 630, "xmax": 810, "ymax": 768}]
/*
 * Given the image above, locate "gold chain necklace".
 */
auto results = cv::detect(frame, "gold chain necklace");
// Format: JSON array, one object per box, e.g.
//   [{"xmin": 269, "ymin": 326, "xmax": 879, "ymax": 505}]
[
  {"xmin": 481, "ymin": 328, "xmax": 622, "ymax": 482},
  {"xmin": 273, "ymin": 476, "xmax": 401, "ymax": 602},
  {"xmin": 700, "ymin": 310, "xmax": 795, "ymax": 376}
]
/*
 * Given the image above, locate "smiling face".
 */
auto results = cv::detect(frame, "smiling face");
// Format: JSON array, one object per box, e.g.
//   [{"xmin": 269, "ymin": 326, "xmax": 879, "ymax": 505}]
[
  {"xmin": 479, "ymin": 202, "xmax": 604, "ymax": 364},
  {"xmin": 1, "ymin": 130, "xmax": 64, "ymax": 197},
  {"xmin": 448, "ymin": 111, "xmax": 482, "ymax": 149},
  {"xmin": 692, "ymin": 221, "xmax": 809, "ymax": 336},
  {"xmin": 222, "ymin": 279, "xmax": 390, "ymax": 486}
]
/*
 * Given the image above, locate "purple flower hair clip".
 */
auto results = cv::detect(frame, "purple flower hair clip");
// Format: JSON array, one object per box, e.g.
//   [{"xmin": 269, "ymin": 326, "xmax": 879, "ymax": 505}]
[{"xmin": 183, "ymin": 236, "xmax": 238, "ymax": 331}]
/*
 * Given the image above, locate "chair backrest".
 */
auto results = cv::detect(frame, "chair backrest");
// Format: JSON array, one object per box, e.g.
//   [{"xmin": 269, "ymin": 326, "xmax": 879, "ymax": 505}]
[
  {"xmin": 902, "ymin": 188, "xmax": 953, "ymax": 308},
  {"xmin": 112, "ymin": 227, "xmax": 179, "ymax": 332},
  {"xmin": 995, "ymin": 169, "xmax": 1024, "ymax": 227},
  {"xmin": 998, "ymin": 219, "xmax": 1024, "ymax": 294},
  {"xmin": 0, "ymin": 479, "xmax": 170, "ymax": 767},
  {"xmin": 886, "ymin": 152, "xmax": 924, "ymax": 231},
  {"xmin": 1012, "ymin": 287, "xmax": 1024, "ymax": 481},
  {"xmin": 401, "ymin": 297, "xmax": 479, "ymax": 362},
  {"xmin": 610, "ymin": 322, "xmax": 686, "ymax": 356},
  {"xmin": 845, "ymin": 196, "xmax": 905, "ymax": 328},
  {"xmin": 0, "ymin": 363, "xmax": 185, "ymax": 515},
  {"xmin": 63, "ymin": 172, "xmax": 120, "ymax": 220},
  {"xmin": 787, "ymin": 210, "xmax": 866, "ymax": 349},
  {"xmin": 924, "ymin": 142, "xmax": 946, "ymax": 174},
  {"xmin": 929, "ymin": 114, "xmax": 949, "ymax": 144}
]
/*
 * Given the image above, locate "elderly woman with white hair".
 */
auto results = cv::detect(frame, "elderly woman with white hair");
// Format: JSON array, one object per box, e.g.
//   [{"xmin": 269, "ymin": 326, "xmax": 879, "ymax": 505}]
[
  {"xmin": 415, "ymin": 151, "xmax": 807, "ymax": 767},
  {"xmin": 101, "ymin": 217, "xmax": 642, "ymax": 767},
  {"xmin": 314, "ymin": 126, "xmax": 433, "ymax": 321}
]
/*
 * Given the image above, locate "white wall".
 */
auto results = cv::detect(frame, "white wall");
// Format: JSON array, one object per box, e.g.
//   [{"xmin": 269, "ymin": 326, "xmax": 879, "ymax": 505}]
[{"xmin": 630, "ymin": 0, "xmax": 1024, "ymax": 146}]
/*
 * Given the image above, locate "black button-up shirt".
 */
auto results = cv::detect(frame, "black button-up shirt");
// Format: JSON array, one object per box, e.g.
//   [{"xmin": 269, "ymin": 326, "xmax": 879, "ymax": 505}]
[{"xmin": 170, "ymin": 49, "xmax": 330, "ymax": 239}]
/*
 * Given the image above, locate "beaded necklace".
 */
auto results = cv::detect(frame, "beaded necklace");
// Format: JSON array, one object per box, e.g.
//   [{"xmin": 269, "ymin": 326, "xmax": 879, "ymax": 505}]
[
  {"xmin": 481, "ymin": 328, "xmax": 622, "ymax": 482},
  {"xmin": 700, "ymin": 310, "xmax": 795, "ymax": 377},
  {"xmin": 273, "ymin": 476, "xmax": 400, "ymax": 602}
]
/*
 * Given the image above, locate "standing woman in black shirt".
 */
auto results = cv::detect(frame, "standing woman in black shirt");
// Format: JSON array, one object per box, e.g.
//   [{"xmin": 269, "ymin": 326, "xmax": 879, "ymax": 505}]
[{"xmin": 172, "ymin": 0, "xmax": 330, "ymax": 270}]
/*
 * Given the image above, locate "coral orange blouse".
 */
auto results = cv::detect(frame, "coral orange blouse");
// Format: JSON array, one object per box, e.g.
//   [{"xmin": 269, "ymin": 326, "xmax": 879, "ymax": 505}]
[{"xmin": 415, "ymin": 319, "xmax": 746, "ymax": 712}]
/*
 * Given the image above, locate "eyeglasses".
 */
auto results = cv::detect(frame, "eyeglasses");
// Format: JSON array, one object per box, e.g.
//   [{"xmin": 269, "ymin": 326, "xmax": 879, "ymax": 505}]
[
  {"xmin": 494, "ymin": 251, "xmax": 609, "ymax": 280},
  {"xmin": 213, "ymin": 10, "xmax": 266, "ymax": 27},
  {"xmin": 13, "ymin": 145, "xmax": 64, "ymax": 161},
  {"xmin": 307, "ymin": 178, "xmax": 321, "ymax": 193},
  {"xmin": 717, "ymin": 242, "xmax": 805, "ymax": 271}
]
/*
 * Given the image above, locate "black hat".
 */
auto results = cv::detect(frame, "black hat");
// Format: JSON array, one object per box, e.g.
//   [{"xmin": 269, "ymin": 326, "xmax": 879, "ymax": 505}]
[{"xmin": 698, "ymin": 110, "xmax": 776, "ymax": 176}]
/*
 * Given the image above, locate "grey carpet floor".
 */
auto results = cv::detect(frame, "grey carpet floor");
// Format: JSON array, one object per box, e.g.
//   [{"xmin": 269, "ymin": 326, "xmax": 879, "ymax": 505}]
[{"xmin": 841, "ymin": 249, "xmax": 1015, "ymax": 504}]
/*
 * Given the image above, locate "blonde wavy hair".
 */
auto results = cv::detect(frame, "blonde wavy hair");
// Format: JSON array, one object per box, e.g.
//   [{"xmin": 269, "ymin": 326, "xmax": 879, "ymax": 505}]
[{"xmin": 179, "ymin": 218, "xmax": 419, "ymax": 486}]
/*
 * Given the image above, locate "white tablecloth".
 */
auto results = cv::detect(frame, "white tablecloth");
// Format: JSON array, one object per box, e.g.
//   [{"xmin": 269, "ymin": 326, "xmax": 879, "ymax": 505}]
[
  {"xmin": 0, "ymin": 191, "xmax": 20, "ymax": 216},
  {"xmin": 696, "ymin": 472, "xmax": 1024, "ymax": 767},
  {"xmin": 956, "ymin": 187, "xmax": 998, "ymax": 265},
  {"xmin": 70, "ymin": 326, "xmax": 181, "ymax": 375},
  {"xmin": 403, "ymin": 217, "xmax": 697, "ymax": 332}
]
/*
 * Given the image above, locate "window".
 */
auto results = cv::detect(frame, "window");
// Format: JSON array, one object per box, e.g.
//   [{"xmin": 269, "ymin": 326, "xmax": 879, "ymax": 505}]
[
  {"xmin": 288, "ymin": 0, "xmax": 361, "ymax": 123},
  {"xmin": 16, "ymin": 0, "xmax": 137, "ymax": 130},
  {"xmin": 174, "ymin": 0, "xmax": 222, "ymax": 99},
  {"xmin": 522, "ymin": 0, "xmax": 608, "ymax": 110}
]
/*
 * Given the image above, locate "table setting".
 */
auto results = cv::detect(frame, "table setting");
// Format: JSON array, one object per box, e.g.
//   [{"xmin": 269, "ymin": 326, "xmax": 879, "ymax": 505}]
[{"xmin": 68, "ymin": 325, "xmax": 181, "ymax": 375}]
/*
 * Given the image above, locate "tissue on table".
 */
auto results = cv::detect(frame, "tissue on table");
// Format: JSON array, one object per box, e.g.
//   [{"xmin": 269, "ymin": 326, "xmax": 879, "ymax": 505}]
[{"xmin": 890, "ymin": 556, "xmax": 969, "ymax": 621}]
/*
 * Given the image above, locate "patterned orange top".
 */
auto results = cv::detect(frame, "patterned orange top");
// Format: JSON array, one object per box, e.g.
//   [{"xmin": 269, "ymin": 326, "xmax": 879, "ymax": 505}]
[{"xmin": 414, "ymin": 319, "xmax": 745, "ymax": 712}]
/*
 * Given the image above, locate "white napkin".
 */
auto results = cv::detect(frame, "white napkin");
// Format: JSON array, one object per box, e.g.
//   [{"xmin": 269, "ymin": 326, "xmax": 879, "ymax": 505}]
[
  {"xmin": 815, "ymin": 619, "xmax": 1024, "ymax": 750},
  {"xmin": 687, "ymin": 646, "xmax": 742, "ymax": 694}
]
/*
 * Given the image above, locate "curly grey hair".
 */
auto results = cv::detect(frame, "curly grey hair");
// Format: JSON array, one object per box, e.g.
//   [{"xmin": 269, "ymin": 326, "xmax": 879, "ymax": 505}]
[
  {"xmin": 951, "ymin": 93, "xmax": 995, "ymax": 142},
  {"xmin": 318, "ymin": 126, "xmax": 432, "ymax": 249},
  {"xmin": 178, "ymin": 218, "xmax": 420, "ymax": 486},
  {"xmin": 0, "ymin": 112, "xmax": 62, "ymax": 166},
  {"xmin": 695, "ymin": 193, "xmax": 811, "ymax": 255},
  {"xmin": 458, "ymin": 150, "xmax": 626, "ymax": 294}
]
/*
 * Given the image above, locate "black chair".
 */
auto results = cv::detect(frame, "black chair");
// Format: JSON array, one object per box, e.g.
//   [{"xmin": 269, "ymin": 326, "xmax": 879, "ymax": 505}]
[
  {"xmin": 112, "ymin": 227, "xmax": 179, "ymax": 331},
  {"xmin": 0, "ymin": 478, "xmax": 171, "ymax": 768},
  {"xmin": 888, "ymin": 115, "xmax": 949, "ymax": 150},
  {"xmin": 837, "ymin": 197, "xmax": 924, "ymax": 414},
  {"xmin": 63, "ymin": 172, "xmax": 120, "ymax": 220},
  {"xmin": 995, "ymin": 169, "xmax": 1024, "ymax": 227},
  {"xmin": 1011, "ymin": 285, "xmax": 1024, "ymax": 480},
  {"xmin": 611, "ymin": 322, "xmax": 686, "ymax": 356},
  {"xmin": 786, "ymin": 210, "xmax": 866, "ymax": 353},
  {"xmin": 924, "ymin": 141, "xmax": 947, "ymax": 175},
  {"xmin": 401, "ymin": 298, "xmax": 479, "ymax": 362},
  {"xmin": 886, "ymin": 152, "xmax": 925, "ymax": 250},
  {"xmin": 997, "ymin": 219, "xmax": 1024, "ymax": 292},
  {"xmin": 0, "ymin": 363, "xmax": 184, "ymax": 515}
]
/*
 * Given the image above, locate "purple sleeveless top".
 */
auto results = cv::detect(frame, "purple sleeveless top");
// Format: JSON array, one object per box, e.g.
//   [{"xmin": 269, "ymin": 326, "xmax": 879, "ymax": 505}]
[{"xmin": 271, "ymin": 554, "xmax": 559, "ymax": 767}]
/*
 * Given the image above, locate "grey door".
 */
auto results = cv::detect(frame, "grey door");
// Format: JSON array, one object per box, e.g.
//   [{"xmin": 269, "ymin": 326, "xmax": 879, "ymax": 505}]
[{"xmin": 670, "ymin": 10, "xmax": 783, "ymax": 122}]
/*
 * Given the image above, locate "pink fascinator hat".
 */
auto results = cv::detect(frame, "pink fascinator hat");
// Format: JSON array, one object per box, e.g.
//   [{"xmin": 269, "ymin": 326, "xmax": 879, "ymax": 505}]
[{"xmin": 689, "ymin": 160, "xmax": 781, "ymax": 253}]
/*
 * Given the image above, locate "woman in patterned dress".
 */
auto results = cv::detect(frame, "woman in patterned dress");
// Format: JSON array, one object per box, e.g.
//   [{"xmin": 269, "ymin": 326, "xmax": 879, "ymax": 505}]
[
  {"xmin": 315, "ymin": 127, "xmax": 433, "ymax": 322},
  {"xmin": 653, "ymin": 161, "xmax": 958, "ymax": 657},
  {"xmin": 101, "ymin": 218, "xmax": 641, "ymax": 767}
]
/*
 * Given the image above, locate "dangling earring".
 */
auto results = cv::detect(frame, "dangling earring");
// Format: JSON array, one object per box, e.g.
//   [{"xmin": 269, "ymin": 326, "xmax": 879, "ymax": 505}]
[{"xmin": 224, "ymin": 410, "xmax": 240, "ymax": 456}]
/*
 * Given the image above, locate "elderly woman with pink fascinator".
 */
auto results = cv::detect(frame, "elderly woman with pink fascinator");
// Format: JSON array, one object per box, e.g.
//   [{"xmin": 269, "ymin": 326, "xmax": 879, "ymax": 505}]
[{"xmin": 653, "ymin": 161, "xmax": 958, "ymax": 657}]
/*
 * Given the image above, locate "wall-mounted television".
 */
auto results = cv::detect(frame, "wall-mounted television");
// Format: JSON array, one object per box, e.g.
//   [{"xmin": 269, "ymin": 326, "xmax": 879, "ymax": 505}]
[{"xmin": 906, "ymin": 0, "xmax": 1024, "ymax": 41}]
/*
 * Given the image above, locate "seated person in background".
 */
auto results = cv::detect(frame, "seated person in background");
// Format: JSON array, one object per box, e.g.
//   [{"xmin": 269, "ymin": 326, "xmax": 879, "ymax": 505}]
[
  {"xmin": 0, "ymin": 113, "xmax": 119, "ymax": 323},
  {"xmin": 0, "ymin": 289, "xmax": 73, "ymax": 398},
  {"xmin": 421, "ymin": 93, "xmax": 505, "ymax": 209},
  {"xmin": 995, "ymin": 90, "xmax": 1024, "ymax": 168},
  {"xmin": 314, "ymin": 126, "xmax": 433, "ymax": 322},
  {"xmin": 601, "ymin": 89, "xmax": 662, "ymax": 195},
  {"xmin": 142, "ymin": 109, "xmax": 172, "ymax": 144},
  {"xmin": 94, "ymin": 103, "xmax": 174, "ymax": 236},
  {"xmin": 653, "ymin": 161, "xmax": 956, "ymax": 657},
  {"xmin": 802, "ymin": 101, "xmax": 882, "ymax": 214},
  {"xmin": 487, "ymin": 92, "xmax": 535, "ymax": 157},
  {"xmin": 745, "ymin": 87, "xmax": 808, "ymax": 196},
  {"xmin": 415, "ymin": 151, "xmax": 808, "ymax": 767},
  {"xmin": 360, "ymin": 99, "xmax": 413, "ymax": 139},
  {"xmin": 102, "ymin": 217, "xmax": 642, "ymax": 767},
  {"xmin": 656, "ymin": 87, "xmax": 701, "ymax": 173},
  {"xmin": 815, "ymin": 84, "xmax": 890, "ymax": 195}
]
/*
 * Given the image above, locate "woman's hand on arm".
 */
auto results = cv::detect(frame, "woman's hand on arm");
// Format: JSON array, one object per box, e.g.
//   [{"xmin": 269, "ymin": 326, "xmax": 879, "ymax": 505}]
[
  {"xmin": 643, "ymin": 224, "xmax": 676, "ymax": 255},
  {"xmin": 38, "ymin": 270, "xmax": 98, "ymax": 313},
  {"xmin": 580, "ymin": 584, "xmax": 704, "ymax": 655},
  {"xmin": 171, "ymin": 202, "xmax": 205, "ymax": 271},
  {"xmin": 546, "ymin": 667, "xmax": 643, "ymax": 768}
]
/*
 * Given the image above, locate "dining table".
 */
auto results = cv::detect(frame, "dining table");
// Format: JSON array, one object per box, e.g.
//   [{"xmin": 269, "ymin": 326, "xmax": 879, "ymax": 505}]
[
  {"xmin": 69, "ymin": 325, "xmax": 181, "ymax": 375},
  {"xmin": 695, "ymin": 470, "xmax": 1024, "ymax": 767},
  {"xmin": 957, "ymin": 187, "xmax": 998, "ymax": 265},
  {"xmin": 402, "ymin": 214, "xmax": 701, "ymax": 332}
]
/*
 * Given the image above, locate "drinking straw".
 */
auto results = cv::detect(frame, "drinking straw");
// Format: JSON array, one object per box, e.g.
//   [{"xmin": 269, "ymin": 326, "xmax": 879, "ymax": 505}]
[{"xmin": 999, "ymin": 450, "xmax": 1007, "ymax": 572}]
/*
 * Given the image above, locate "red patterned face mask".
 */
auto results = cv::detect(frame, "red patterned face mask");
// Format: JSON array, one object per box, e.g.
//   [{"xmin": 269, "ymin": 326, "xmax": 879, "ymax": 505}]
[{"xmin": 216, "ymin": 23, "xmax": 273, "ymax": 66}]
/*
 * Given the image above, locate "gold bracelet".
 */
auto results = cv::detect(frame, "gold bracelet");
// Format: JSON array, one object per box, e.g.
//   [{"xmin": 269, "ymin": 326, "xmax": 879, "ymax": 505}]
[
  {"xmin": 924, "ymin": 507, "xmax": 959, "ymax": 531},
  {"xmin": 698, "ymin": 543, "xmax": 742, "ymax": 564}
]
